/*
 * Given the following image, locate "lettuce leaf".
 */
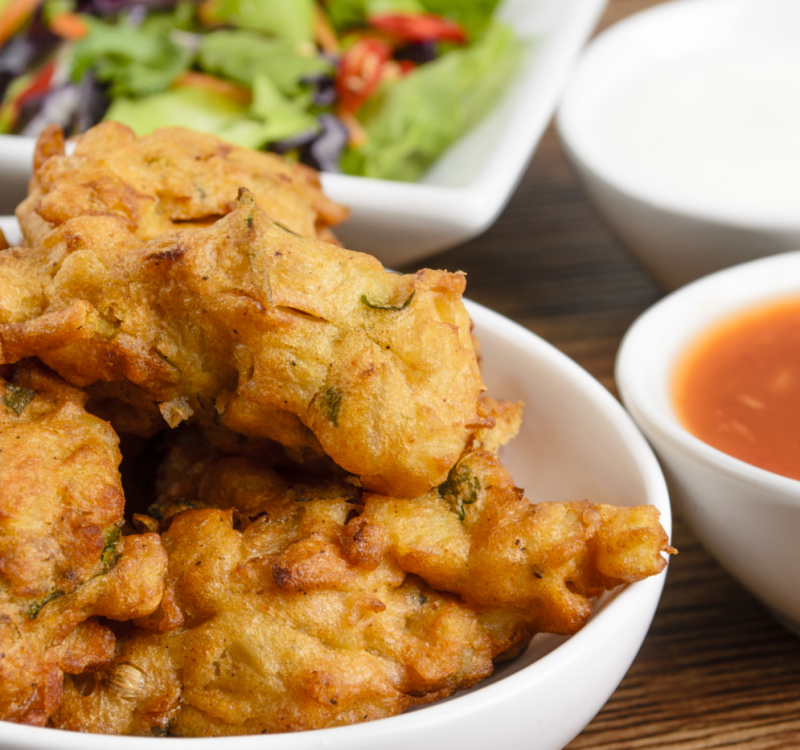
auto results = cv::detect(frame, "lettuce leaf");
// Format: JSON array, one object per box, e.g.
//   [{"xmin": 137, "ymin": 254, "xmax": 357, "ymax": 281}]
[
  {"xmin": 105, "ymin": 77, "xmax": 319, "ymax": 151},
  {"xmin": 325, "ymin": 0, "xmax": 500, "ymax": 39},
  {"xmin": 420, "ymin": 0, "xmax": 503, "ymax": 39},
  {"xmin": 341, "ymin": 21, "xmax": 521, "ymax": 181},
  {"xmin": 198, "ymin": 30, "xmax": 331, "ymax": 96},
  {"xmin": 248, "ymin": 73, "xmax": 319, "ymax": 142},
  {"xmin": 326, "ymin": 0, "xmax": 424, "ymax": 30},
  {"xmin": 72, "ymin": 12, "xmax": 194, "ymax": 98},
  {"xmin": 106, "ymin": 87, "xmax": 265, "ymax": 148},
  {"xmin": 211, "ymin": 0, "xmax": 315, "ymax": 44}
]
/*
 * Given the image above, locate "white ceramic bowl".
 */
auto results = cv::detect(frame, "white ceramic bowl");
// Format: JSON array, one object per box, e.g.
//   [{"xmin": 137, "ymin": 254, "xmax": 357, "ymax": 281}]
[
  {"xmin": 557, "ymin": 0, "xmax": 800, "ymax": 291},
  {"xmin": 617, "ymin": 251, "xmax": 800, "ymax": 635},
  {"xmin": 0, "ymin": 215, "xmax": 20, "ymax": 246},
  {"xmin": 0, "ymin": 0, "xmax": 606, "ymax": 266},
  {"xmin": 2, "ymin": 300, "xmax": 671, "ymax": 749}
]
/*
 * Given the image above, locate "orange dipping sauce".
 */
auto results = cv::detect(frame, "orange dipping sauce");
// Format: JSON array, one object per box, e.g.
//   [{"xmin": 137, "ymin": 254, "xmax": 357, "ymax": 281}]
[{"xmin": 673, "ymin": 297, "xmax": 800, "ymax": 481}]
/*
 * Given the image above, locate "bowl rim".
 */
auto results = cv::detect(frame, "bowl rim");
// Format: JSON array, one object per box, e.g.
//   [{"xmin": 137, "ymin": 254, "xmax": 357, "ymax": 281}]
[
  {"xmin": 616, "ymin": 250, "xmax": 800, "ymax": 505},
  {"xmin": 556, "ymin": 0, "xmax": 800, "ymax": 232},
  {"xmin": 0, "ymin": 299, "xmax": 671, "ymax": 748}
]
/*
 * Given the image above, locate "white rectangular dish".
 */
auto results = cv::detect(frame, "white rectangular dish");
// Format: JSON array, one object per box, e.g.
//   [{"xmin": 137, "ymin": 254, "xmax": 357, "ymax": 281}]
[{"xmin": 0, "ymin": 0, "xmax": 606, "ymax": 266}]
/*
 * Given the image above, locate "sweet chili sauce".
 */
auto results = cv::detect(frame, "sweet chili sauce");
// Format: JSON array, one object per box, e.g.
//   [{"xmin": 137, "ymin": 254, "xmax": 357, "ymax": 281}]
[{"xmin": 672, "ymin": 297, "xmax": 800, "ymax": 481}]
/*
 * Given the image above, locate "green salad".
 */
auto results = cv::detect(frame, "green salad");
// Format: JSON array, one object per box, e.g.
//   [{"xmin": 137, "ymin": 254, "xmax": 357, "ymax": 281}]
[{"xmin": 0, "ymin": 0, "xmax": 522, "ymax": 181}]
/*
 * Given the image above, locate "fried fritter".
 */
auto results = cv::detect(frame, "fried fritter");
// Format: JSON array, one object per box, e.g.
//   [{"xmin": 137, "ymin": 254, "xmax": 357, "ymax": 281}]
[
  {"xmin": 51, "ymin": 506, "xmax": 499, "ymax": 736},
  {"xmin": 148, "ymin": 409, "xmax": 671, "ymax": 639},
  {"xmin": 0, "ymin": 192, "xmax": 487, "ymax": 496},
  {"xmin": 0, "ymin": 360, "xmax": 168, "ymax": 726},
  {"xmin": 49, "ymin": 428, "xmax": 672, "ymax": 736},
  {"xmin": 17, "ymin": 122, "xmax": 349, "ymax": 247},
  {"xmin": 363, "ymin": 449, "xmax": 675, "ymax": 634},
  {"xmin": 149, "ymin": 426, "xmax": 671, "ymax": 638}
]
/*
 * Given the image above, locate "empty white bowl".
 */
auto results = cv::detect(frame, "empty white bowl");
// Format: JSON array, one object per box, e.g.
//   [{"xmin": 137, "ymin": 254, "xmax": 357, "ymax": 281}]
[
  {"xmin": 0, "ymin": 0, "xmax": 606, "ymax": 267},
  {"xmin": 2, "ymin": 300, "xmax": 671, "ymax": 749},
  {"xmin": 557, "ymin": 0, "xmax": 800, "ymax": 290},
  {"xmin": 617, "ymin": 251, "xmax": 800, "ymax": 635}
]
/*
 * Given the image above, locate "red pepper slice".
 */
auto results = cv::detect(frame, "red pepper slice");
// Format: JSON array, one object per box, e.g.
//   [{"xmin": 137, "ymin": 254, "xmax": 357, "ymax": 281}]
[
  {"xmin": 335, "ymin": 37, "xmax": 392, "ymax": 115},
  {"xmin": 0, "ymin": 61, "xmax": 55, "ymax": 132},
  {"xmin": 367, "ymin": 12, "xmax": 467, "ymax": 44},
  {"xmin": 16, "ymin": 61, "xmax": 55, "ymax": 110},
  {"xmin": 397, "ymin": 59, "xmax": 416, "ymax": 75}
]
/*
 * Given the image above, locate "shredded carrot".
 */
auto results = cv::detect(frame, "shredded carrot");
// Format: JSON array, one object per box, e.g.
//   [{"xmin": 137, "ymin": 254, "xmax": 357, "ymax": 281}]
[
  {"xmin": 172, "ymin": 71, "xmax": 252, "ymax": 105},
  {"xmin": 49, "ymin": 12, "xmax": 88, "ymax": 40},
  {"xmin": 313, "ymin": 5, "xmax": 339, "ymax": 55},
  {"xmin": 0, "ymin": 0, "xmax": 41, "ymax": 48}
]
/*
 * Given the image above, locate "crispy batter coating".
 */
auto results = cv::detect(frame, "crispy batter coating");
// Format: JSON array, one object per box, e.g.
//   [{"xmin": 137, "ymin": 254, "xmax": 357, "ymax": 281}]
[
  {"xmin": 471, "ymin": 395, "xmax": 523, "ymax": 454},
  {"xmin": 0, "ymin": 193, "xmax": 486, "ymax": 496},
  {"xmin": 363, "ymin": 449, "xmax": 675, "ymax": 634},
  {"xmin": 52, "ymin": 505, "xmax": 498, "ymax": 736},
  {"xmin": 17, "ymin": 122, "xmax": 349, "ymax": 247},
  {"xmin": 49, "ymin": 432, "xmax": 673, "ymax": 736},
  {"xmin": 148, "ymin": 422, "xmax": 673, "ymax": 638},
  {"xmin": 0, "ymin": 361, "xmax": 168, "ymax": 726}
]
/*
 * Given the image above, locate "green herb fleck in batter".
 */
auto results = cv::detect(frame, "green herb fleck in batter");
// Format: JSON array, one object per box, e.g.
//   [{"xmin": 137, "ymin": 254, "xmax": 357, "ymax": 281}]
[
  {"xmin": 2, "ymin": 384, "xmax": 35, "ymax": 416},
  {"xmin": 318, "ymin": 386, "xmax": 342, "ymax": 426},
  {"xmin": 438, "ymin": 464, "xmax": 481, "ymax": 521},
  {"xmin": 361, "ymin": 291, "xmax": 415, "ymax": 312}
]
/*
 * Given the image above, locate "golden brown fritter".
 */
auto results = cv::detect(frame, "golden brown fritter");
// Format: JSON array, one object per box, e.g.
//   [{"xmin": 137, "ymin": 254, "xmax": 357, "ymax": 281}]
[
  {"xmin": 51, "ymin": 506, "xmax": 499, "ymax": 736},
  {"xmin": 0, "ymin": 192, "xmax": 486, "ymax": 497},
  {"xmin": 363, "ymin": 449, "xmax": 675, "ymax": 635},
  {"xmin": 17, "ymin": 122, "xmax": 349, "ymax": 248},
  {"xmin": 151, "ymin": 430, "xmax": 671, "ymax": 638},
  {"xmin": 49, "ymin": 432, "xmax": 673, "ymax": 736},
  {"xmin": 147, "ymin": 417, "xmax": 672, "ymax": 639},
  {"xmin": 0, "ymin": 360, "xmax": 168, "ymax": 726}
]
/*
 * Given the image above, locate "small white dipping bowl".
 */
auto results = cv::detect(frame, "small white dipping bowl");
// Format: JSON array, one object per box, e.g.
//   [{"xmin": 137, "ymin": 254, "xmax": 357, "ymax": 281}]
[
  {"xmin": 1, "ymin": 300, "xmax": 671, "ymax": 750},
  {"xmin": 557, "ymin": 0, "xmax": 800, "ymax": 290},
  {"xmin": 617, "ymin": 251, "xmax": 800, "ymax": 635}
]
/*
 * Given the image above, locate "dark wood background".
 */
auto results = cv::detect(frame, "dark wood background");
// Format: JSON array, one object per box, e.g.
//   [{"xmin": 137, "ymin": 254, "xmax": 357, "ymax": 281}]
[{"xmin": 400, "ymin": 0, "xmax": 800, "ymax": 746}]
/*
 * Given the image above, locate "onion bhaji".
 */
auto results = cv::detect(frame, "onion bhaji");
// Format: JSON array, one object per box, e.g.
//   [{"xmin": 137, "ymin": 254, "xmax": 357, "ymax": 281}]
[
  {"xmin": 0, "ymin": 360, "xmax": 167, "ymax": 726},
  {"xmin": 0, "ymin": 123, "xmax": 675, "ymax": 738},
  {"xmin": 48, "ymin": 416, "xmax": 673, "ymax": 736},
  {"xmin": 17, "ymin": 122, "xmax": 349, "ymax": 248},
  {"xmin": 0, "ymin": 191, "xmax": 487, "ymax": 497}
]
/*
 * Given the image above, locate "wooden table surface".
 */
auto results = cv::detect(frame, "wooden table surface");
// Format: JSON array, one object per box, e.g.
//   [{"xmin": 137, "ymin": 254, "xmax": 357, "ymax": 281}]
[{"xmin": 401, "ymin": 0, "xmax": 800, "ymax": 746}]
